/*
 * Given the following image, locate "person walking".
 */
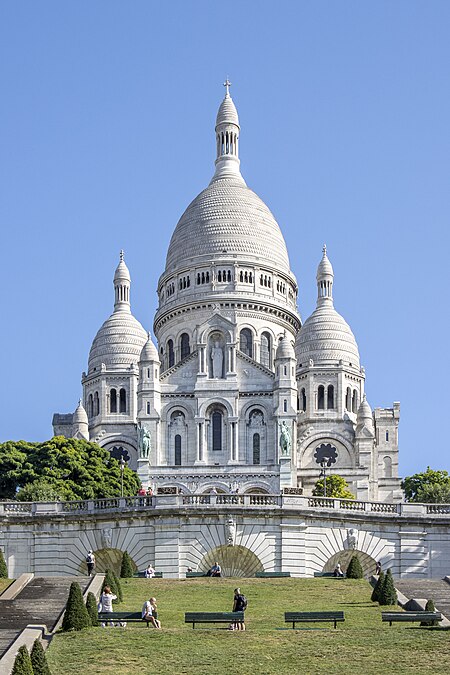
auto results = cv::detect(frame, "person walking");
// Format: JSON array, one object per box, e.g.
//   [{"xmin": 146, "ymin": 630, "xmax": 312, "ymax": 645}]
[
  {"xmin": 231, "ymin": 587, "xmax": 247, "ymax": 631},
  {"xmin": 98, "ymin": 585, "xmax": 117, "ymax": 626},
  {"xmin": 86, "ymin": 550, "xmax": 96, "ymax": 576},
  {"xmin": 142, "ymin": 596, "xmax": 161, "ymax": 628}
]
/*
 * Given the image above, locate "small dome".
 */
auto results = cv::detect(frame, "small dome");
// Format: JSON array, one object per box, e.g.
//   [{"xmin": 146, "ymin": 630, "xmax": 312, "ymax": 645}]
[
  {"xmin": 296, "ymin": 304, "xmax": 360, "ymax": 368},
  {"xmin": 276, "ymin": 334, "xmax": 295, "ymax": 360},
  {"xmin": 73, "ymin": 400, "xmax": 88, "ymax": 425},
  {"xmin": 88, "ymin": 310, "xmax": 147, "ymax": 372},
  {"xmin": 317, "ymin": 245, "xmax": 333, "ymax": 279},
  {"xmin": 216, "ymin": 94, "xmax": 239, "ymax": 128},
  {"xmin": 357, "ymin": 394, "xmax": 372, "ymax": 420},
  {"xmin": 114, "ymin": 250, "xmax": 130, "ymax": 283},
  {"xmin": 140, "ymin": 333, "xmax": 160, "ymax": 363}
]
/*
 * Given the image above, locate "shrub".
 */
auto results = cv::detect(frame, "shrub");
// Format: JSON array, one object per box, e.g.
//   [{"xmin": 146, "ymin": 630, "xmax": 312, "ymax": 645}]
[
  {"xmin": 85, "ymin": 591, "xmax": 99, "ymax": 626},
  {"xmin": 379, "ymin": 569, "xmax": 397, "ymax": 606},
  {"xmin": 11, "ymin": 645, "xmax": 34, "ymax": 675},
  {"xmin": 346, "ymin": 555, "xmax": 364, "ymax": 579},
  {"xmin": 62, "ymin": 581, "xmax": 91, "ymax": 631},
  {"xmin": 103, "ymin": 569, "xmax": 122, "ymax": 604},
  {"xmin": 0, "ymin": 549, "xmax": 8, "ymax": 578},
  {"xmin": 371, "ymin": 570, "xmax": 384, "ymax": 602},
  {"xmin": 421, "ymin": 598, "xmax": 439, "ymax": 626},
  {"xmin": 30, "ymin": 638, "xmax": 52, "ymax": 675},
  {"xmin": 112, "ymin": 568, "xmax": 123, "ymax": 602},
  {"xmin": 120, "ymin": 551, "xmax": 134, "ymax": 578}
]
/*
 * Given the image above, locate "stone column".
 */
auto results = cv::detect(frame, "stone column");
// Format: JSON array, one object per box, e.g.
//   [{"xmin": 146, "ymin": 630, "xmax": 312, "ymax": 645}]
[{"xmin": 228, "ymin": 416, "xmax": 239, "ymax": 462}]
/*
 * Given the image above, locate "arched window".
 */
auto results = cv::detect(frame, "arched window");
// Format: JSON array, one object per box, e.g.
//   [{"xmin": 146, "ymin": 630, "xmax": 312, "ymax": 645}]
[
  {"xmin": 175, "ymin": 434, "xmax": 182, "ymax": 466},
  {"xmin": 283, "ymin": 399, "xmax": 287, "ymax": 412},
  {"xmin": 240, "ymin": 328, "xmax": 253, "ymax": 357},
  {"xmin": 352, "ymin": 390, "xmax": 358, "ymax": 413},
  {"xmin": 253, "ymin": 433, "xmax": 260, "ymax": 465},
  {"xmin": 346, "ymin": 387, "xmax": 352, "ymax": 410},
  {"xmin": 385, "ymin": 430, "xmax": 389, "ymax": 442},
  {"xmin": 94, "ymin": 391, "xmax": 99, "ymax": 416},
  {"xmin": 167, "ymin": 339, "xmax": 174, "ymax": 368},
  {"xmin": 146, "ymin": 402, "xmax": 151, "ymax": 414},
  {"xmin": 110, "ymin": 388, "xmax": 117, "ymax": 413},
  {"xmin": 301, "ymin": 388, "xmax": 307, "ymax": 412},
  {"xmin": 88, "ymin": 394, "xmax": 93, "ymax": 417},
  {"xmin": 119, "ymin": 388, "xmax": 126, "ymax": 413},
  {"xmin": 327, "ymin": 385, "xmax": 334, "ymax": 409},
  {"xmin": 212, "ymin": 411, "xmax": 222, "ymax": 452},
  {"xmin": 180, "ymin": 333, "xmax": 190, "ymax": 360},
  {"xmin": 383, "ymin": 456, "xmax": 392, "ymax": 478},
  {"xmin": 260, "ymin": 332, "xmax": 271, "ymax": 368},
  {"xmin": 318, "ymin": 385, "xmax": 325, "ymax": 410}
]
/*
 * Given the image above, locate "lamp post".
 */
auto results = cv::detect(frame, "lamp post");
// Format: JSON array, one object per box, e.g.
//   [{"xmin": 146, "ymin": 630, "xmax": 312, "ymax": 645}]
[
  {"xmin": 320, "ymin": 458, "xmax": 329, "ymax": 498},
  {"xmin": 120, "ymin": 456, "xmax": 125, "ymax": 497}
]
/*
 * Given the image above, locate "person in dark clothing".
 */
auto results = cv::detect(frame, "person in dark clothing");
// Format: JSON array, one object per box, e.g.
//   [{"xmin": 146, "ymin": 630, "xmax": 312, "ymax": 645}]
[{"xmin": 231, "ymin": 587, "xmax": 247, "ymax": 631}]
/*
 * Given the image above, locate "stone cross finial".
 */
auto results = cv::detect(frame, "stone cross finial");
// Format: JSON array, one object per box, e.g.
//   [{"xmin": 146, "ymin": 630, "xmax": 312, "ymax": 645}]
[
  {"xmin": 323, "ymin": 244, "xmax": 327, "ymax": 255},
  {"xmin": 223, "ymin": 78, "xmax": 231, "ymax": 96},
  {"xmin": 120, "ymin": 249, "xmax": 124, "ymax": 262}
]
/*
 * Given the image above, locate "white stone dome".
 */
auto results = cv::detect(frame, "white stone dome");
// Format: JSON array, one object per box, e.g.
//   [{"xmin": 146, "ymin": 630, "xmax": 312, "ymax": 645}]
[
  {"xmin": 139, "ymin": 333, "xmax": 160, "ymax": 363},
  {"xmin": 73, "ymin": 400, "xmax": 88, "ymax": 425},
  {"xmin": 165, "ymin": 176, "xmax": 291, "ymax": 274},
  {"xmin": 216, "ymin": 95, "xmax": 239, "ymax": 128},
  {"xmin": 296, "ymin": 304, "xmax": 360, "ymax": 368},
  {"xmin": 276, "ymin": 334, "xmax": 296, "ymax": 360},
  {"xmin": 88, "ymin": 310, "xmax": 148, "ymax": 372}
]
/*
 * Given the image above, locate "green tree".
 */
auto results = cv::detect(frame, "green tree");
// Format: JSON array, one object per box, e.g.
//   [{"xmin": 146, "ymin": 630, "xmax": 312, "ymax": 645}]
[
  {"xmin": 371, "ymin": 570, "xmax": 384, "ymax": 602},
  {"xmin": 0, "ymin": 548, "xmax": 8, "ymax": 578},
  {"xmin": 346, "ymin": 555, "xmax": 364, "ymax": 579},
  {"xmin": 379, "ymin": 569, "xmax": 397, "ymax": 606},
  {"xmin": 420, "ymin": 598, "xmax": 439, "ymax": 626},
  {"xmin": 85, "ymin": 591, "xmax": 99, "ymax": 626},
  {"xmin": 120, "ymin": 551, "xmax": 134, "ymax": 578},
  {"xmin": 30, "ymin": 638, "xmax": 52, "ymax": 675},
  {"xmin": 0, "ymin": 442, "xmax": 33, "ymax": 499},
  {"xmin": 11, "ymin": 645, "xmax": 34, "ymax": 675},
  {"xmin": 312, "ymin": 474, "xmax": 355, "ymax": 499},
  {"xmin": 401, "ymin": 467, "xmax": 450, "ymax": 503},
  {"xmin": 62, "ymin": 581, "xmax": 91, "ymax": 631},
  {"xmin": 112, "ymin": 569, "xmax": 123, "ymax": 602},
  {"xmin": 103, "ymin": 569, "xmax": 122, "ymax": 604}
]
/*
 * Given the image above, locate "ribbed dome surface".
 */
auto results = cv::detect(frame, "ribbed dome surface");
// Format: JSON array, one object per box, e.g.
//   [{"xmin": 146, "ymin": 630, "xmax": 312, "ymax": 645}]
[
  {"xmin": 216, "ymin": 95, "xmax": 239, "ymax": 127},
  {"xmin": 73, "ymin": 400, "xmax": 88, "ymax": 424},
  {"xmin": 165, "ymin": 177, "xmax": 291, "ymax": 273},
  {"xmin": 140, "ymin": 334, "xmax": 160, "ymax": 363},
  {"xmin": 296, "ymin": 305, "xmax": 360, "ymax": 368},
  {"xmin": 88, "ymin": 310, "xmax": 147, "ymax": 372},
  {"xmin": 276, "ymin": 334, "xmax": 296, "ymax": 360}
]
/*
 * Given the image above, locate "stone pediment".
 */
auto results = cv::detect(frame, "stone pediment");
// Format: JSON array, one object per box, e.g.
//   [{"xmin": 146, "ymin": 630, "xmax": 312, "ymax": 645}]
[
  {"xmin": 197, "ymin": 312, "xmax": 236, "ymax": 343},
  {"xmin": 160, "ymin": 351, "xmax": 198, "ymax": 382},
  {"xmin": 236, "ymin": 350, "xmax": 275, "ymax": 381}
]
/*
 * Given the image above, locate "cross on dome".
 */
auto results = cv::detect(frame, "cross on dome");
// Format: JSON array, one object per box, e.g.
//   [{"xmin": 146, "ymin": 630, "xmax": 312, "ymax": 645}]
[
  {"xmin": 120, "ymin": 249, "xmax": 124, "ymax": 262},
  {"xmin": 223, "ymin": 78, "xmax": 231, "ymax": 96}
]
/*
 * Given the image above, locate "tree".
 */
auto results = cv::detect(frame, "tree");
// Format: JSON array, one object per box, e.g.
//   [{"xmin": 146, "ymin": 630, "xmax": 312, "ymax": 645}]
[
  {"xmin": 112, "ymin": 569, "xmax": 123, "ymax": 602},
  {"xmin": 379, "ymin": 569, "xmax": 397, "ymax": 606},
  {"xmin": 120, "ymin": 551, "xmax": 134, "ymax": 578},
  {"xmin": 85, "ymin": 591, "xmax": 99, "ymax": 626},
  {"xmin": 421, "ymin": 598, "xmax": 439, "ymax": 626},
  {"xmin": 11, "ymin": 645, "xmax": 34, "ymax": 675},
  {"xmin": 103, "ymin": 569, "xmax": 122, "ymax": 604},
  {"xmin": 30, "ymin": 638, "xmax": 52, "ymax": 675},
  {"xmin": 0, "ymin": 549, "xmax": 8, "ymax": 578},
  {"xmin": 0, "ymin": 437, "xmax": 140, "ymax": 501},
  {"xmin": 62, "ymin": 581, "xmax": 91, "ymax": 631},
  {"xmin": 312, "ymin": 474, "xmax": 355, "ymax": 499},
  {"xmin": 371, "ymin": 570, "xmax": 384, "ymax": 602},
  {"xmin": 401, "ymin": 467, "xmax": 450, "ymax": 503},
  {"xmin": 346, "ymin": 555, "xmax": 364, "ymax": 579}
]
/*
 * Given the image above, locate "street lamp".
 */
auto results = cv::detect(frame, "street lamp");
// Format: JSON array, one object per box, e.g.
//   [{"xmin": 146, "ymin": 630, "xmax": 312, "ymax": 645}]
[
  {"xmin": 320, "ymin": 458, "xmax": 330, "ymax": 498},
  {"xmin": 120, "ymin": 456, "xmax": 125, "ymax": 497}
]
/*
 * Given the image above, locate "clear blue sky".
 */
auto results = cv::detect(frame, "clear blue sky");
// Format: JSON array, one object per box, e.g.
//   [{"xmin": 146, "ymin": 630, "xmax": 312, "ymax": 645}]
[{"xmin": 1, "ymin": 1, "xmax": 448, "ymax": 477}]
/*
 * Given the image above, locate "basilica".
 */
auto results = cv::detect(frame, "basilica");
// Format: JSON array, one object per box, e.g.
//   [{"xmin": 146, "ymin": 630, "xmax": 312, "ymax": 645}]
[{"xmin": 53, "ymin": 85, "xmax": 402, "ymax": 502}]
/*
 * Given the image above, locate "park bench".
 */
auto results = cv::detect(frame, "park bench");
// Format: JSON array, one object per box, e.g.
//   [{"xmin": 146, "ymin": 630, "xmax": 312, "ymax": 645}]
[
  {"xmin": 313, "ymin": 572, "xmax": 346, "ymax": 578},
  {"xmin": 133, "ymin": 571, "xmax": 163, "ymax": 578},
  {"xmin": 98, "ymin": 611, "xmax": 152, "ymax": 627},
  {"xmin": 184, "ymin": 611, "xmax": 244, "ymax": 629},
  {"xmin": 285, "ymin": 611, "xmax": 345, "ymax": 629},
  {"xmin": 381, "ymin": 611, "xmax": 442, "ymax": 626},
  {"xmin": 186, "ymin": 572, "xmax": 207, "ymax": 577},
  {"xmin": 255, "ymin": 571, "xmax": 291, "ymax": 578}
]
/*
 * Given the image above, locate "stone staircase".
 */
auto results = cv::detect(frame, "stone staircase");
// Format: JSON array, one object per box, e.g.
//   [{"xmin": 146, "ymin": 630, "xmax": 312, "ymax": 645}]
[
  {"xmin": 395, "ymin": 578, "xmax": 450, "ymax": 619},
  {"xmin": 0, "ymin": 576, "xmax": 90, "ymax": 657}
]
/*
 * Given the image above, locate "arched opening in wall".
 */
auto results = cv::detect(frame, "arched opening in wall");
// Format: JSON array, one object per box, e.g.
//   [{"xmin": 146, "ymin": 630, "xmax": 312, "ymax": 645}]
[
  {"xmin": 318, "ymin": 385, "xmax": 325, "ymax": 410},
  {"xmin": 346, "ymin": 387, "xmax": 352, "ymax": 410},
  {"xmin": 322, "ymin": 550, "xmax": 377, "ymax": 578},
  {"xmin": 175, "ymin": 434, "xmax": 182, "ymax": 466},
  {"xmin": 253, "ymin": 433, "xmax": 260, "ymax": 465},
  {"xmin": 119, "ymin": 388, "xmax": 126, "ymax": 413},
  {"xmin": 146, "ymin": 402, "xmax": 151, "ymax": 414},
  {"xmin": 301, "ymin": 388, "xmax": 307, "ymax": 412},
  {"xmin": 352, "ymin": 390, "xmax": 358, "ymax": 414},
  {"xmin": 244, "ymin": 488, "xmax": 270, "ymax": 494},
  {"xmin": 110, "ymin": 388, "xmax": 117, "ymax": 413},
  {"xmin": 180, "ymin": 333, "xmax": 190, "ymax": 360},
  {"xmin": 260, "ymin": 332, "xmax": 271, "ymax": 368},
  {"xmin": 212, "ymin": 411, "xmax": 222, "ymax": 452},
  {"xmin": 78, "ymin": 548, "xmax": 137, "ymax": 576},
  {"xmin": 198, "ymin": 545, "xmax": 264, "ymax": 577},
  {"xmin": 167, "ymin": 339, "xmax": 174, "ymax": 368},
  {"xmin": 88, "ymin": 394, "xmax": 93, "ymax": 417},
  {"xmin": 327, "ymin": 385, "xmax": 334, "ymax": 410},
  {"xmin": 94, "ymin": 391, "xmax": 100, "ymax": 416},
  {"xmin": 239, "ymin": 328, "xmax": 253, "ymax": 357},
  {"xmin": 383, "ymin": 456, "xmax": 392, "ymax": 478}
]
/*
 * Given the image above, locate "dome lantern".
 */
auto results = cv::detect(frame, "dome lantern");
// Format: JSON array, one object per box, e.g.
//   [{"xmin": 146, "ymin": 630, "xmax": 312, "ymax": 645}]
[
  {"xmin": 212, "ymin": 79, "xmax": 244, "ymax": 183},
  {"xmin": 316, "ymin": 244, "xmax": 334, "ymax": 306},
  {"xmin": 114, "ymin": 250, "xmax": 131, "ymax": 312}
]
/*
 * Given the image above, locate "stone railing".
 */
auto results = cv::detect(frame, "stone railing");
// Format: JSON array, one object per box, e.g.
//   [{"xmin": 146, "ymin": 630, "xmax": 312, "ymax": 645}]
[{"xmin": 0, "ymin": 496, "xmax": 449, "ymax": 517}]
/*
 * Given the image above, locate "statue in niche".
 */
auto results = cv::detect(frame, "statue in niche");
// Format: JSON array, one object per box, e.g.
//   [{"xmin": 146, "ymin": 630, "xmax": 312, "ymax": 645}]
[
  {"xmin": 137, "ymin": 422, "xmax": 151, "ymax": 459},
  {"xmin": 172, "ymin": 413, "xmax": 185, "ymax": 428},
  {"xmin": 101, "ymin": 527, "xmax": 113, "ymax": 549},
  {"xmin": 347, "ymin": 528, "xmax": 358, "ymax": 550},
  {"xmin": 210, "ymin": 341, "xmax": 224, "ymax": 378},
  {"xmin": 227, "ymin": 518, "xmax": 236, "ymax": 546},
  {"xmin": 250, "ymin": 411, "xmax": 264, "ymax": 427},
  {"xmin": 279, "ymin": 421, "xmax": 292, "ymax": 457}
]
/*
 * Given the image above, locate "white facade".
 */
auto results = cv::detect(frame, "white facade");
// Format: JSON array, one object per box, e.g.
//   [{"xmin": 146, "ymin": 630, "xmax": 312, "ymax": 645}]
[{"xmin": 53, "ymin": 86, "xmax": 402, "ymax": 502}]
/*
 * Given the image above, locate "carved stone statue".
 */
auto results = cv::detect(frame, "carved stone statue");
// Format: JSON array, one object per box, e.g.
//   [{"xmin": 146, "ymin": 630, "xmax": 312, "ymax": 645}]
[
  {"xmin": 211, "ymin": 341, "xmax": 223, "ymax": 378},
  {"xmin": 101, "ymin": 527, "xmax": 113, "ymax": 549},
  {"xmin": 227, "ymin": 518, "xmax": 236, "ymax": 546},
  {"xmin": 279, "ymin": 421, "xmax": 291, "ymax": 457},
  {"xmin": 138, "ymin": 422, "xmax": 151, "ymax": 459},
  {"xmin": 347, "ymin": 528, "xmax": 358, "ymax": 550}
]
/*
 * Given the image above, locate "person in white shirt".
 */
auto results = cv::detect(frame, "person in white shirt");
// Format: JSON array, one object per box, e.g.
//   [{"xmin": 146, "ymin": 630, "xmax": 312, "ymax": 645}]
[
  {"xmin": 98, "ymin": 585, "xmax": 117, "ymax": 626},
  {"xmin": 142, "ymin": 596, "xmax": 161, "ymax": 628},
  {"xmin": 144, "ymin": 564, "xmax": 156, "ymax": 578}
]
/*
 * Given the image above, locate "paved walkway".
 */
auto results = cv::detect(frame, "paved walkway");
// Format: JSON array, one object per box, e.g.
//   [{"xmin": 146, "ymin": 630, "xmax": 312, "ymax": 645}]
[{"xmin": 395, "ymin": 579, "xmax": 450, "ymax": 619}]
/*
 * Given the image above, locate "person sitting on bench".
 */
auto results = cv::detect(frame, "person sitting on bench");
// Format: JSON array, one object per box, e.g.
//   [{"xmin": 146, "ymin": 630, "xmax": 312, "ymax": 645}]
[
  {"xmin": 142, "ymin": 597, "xmax": 161, "ymax": 628},
  {"xmin": 208, "ymin": 561, "xmax": 222, "ymax": 577},
  {"xmin": 333, "ymin": 563, "xmax": 344, "ymax": 577}
]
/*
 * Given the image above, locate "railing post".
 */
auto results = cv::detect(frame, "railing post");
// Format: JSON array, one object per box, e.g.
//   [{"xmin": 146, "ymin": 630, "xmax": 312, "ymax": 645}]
[{"xmin": 87, "ymin": 500, "xmax": 95, "ymax": 512}]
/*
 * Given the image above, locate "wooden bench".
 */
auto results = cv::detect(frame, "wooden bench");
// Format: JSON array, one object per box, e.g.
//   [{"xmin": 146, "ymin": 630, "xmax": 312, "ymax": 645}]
[
  {"xmin": 133, "ymin": 571, "xmax": 163, "ymax": 578},
  {"xmin": 98, "ymin": 611, "xmax": 152, "ymax": 627},
  {"xmin": 381, "ymin": 611, "xmax": 442, "ymax": 627},
  {"xmin": 285, "ymin": 611, "xmax": 345, "ymax": 629},
  {"xmin": 313, "ymin": 572, "xmax": 346, "ymax": 578},
  {"xmin": 184, "ymin": 611, "xmax": 244, "ymax": 629},
  {"xmin": 186, "ymin": 572, "xmax": 206, "ymax": 578},
  {"xmin": 255, "ymin": 572, "xmax": 291, "ymax": 578}
]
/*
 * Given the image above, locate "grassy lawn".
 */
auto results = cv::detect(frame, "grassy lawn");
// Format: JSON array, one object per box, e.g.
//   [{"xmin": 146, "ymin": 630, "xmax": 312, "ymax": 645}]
[
  {"xmin": 47, "ymin": 578, "xmax": 450, "ymax": 675},
  {"xmin": 0, "ymin": 579, "xmax": 13, "ymax": 595}
]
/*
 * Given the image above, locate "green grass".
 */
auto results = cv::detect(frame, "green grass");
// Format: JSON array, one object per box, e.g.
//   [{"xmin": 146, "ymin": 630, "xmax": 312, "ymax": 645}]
[
  {"xmin": 47, "ymin": 578, "xmax": 450, "ymax": 675},
  {"xmin": 0, "ymin": 579, "xmax": 13, "ymax": 595}
]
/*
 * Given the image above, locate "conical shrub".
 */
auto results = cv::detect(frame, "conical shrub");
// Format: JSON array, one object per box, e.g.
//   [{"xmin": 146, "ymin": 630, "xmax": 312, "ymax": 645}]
[
  {"xmin": 112, "ymin": 568, "xmax": 123, "ymax": 602},
  {"xmin": 103, "ymin": 569, "xmax": 122, "ymax": 604},
  {"xmin": 421, "ymin": 598, "xmax": 439, "ymax": 626},
  {"xmin": 62, "ymin": 581, "xmax": 91, "ymax": 631},
  {"xmin": 30, "ymin": 638, "xmax": 52, "ymax": 675},
  {"xmin": 346, "ymin": 555, "xmax": 364, "ymax": 579},
  {"xmin": 0, "ymin": 549, "xmax": 8, "ymax": 578},
  {"xmin": 371, "ymin": 570, "xmax": 384, "ymax": 602},
  {"xmin": 120, "ymin": 551, "xmax": 134, "ymax": 578},
  {"xmin": 11, "ymin": 645, "xmax": 33, "ymax": 675},
  {"xmin": 85, "ymin": 591, "xmax": 99, "ymax": 626},
  {"xmin": 379, "ymin": 568, "xmax": 397, "ymax": 606}
]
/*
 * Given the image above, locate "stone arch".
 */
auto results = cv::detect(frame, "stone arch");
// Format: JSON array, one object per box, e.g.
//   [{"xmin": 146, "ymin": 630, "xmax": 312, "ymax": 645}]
[
  {"xmin": 243, "ymin": 483, "xmax": 271, "ymax": 494},
  {"xmin": 299, "ymin": 432, "xmax": 355, "ymax": 470},
  {"xmin": 199, "ymin": 545, "xmax": 264, "ymax": 577},
  {"xmin": 323, "ymin": 550, "xmax": 377, "ymax": 578},
  {"xmin": 78, "ymin": 547, "xmax": 137, "ymax": 577},
  {"xmin": 101, "ymin": 437, "xmax": 138, "ymax": 470}
]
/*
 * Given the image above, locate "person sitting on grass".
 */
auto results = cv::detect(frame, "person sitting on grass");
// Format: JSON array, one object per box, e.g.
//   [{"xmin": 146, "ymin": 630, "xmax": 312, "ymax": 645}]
[{"xmin": 142, "ymin": 596, "xmax": 161, "ymax": 628}]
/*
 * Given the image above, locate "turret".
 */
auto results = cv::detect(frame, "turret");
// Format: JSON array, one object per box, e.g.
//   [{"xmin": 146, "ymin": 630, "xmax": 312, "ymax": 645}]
[
  {"xmin": 72, "ymin": 400, "xmax": 89, "ymax": 440},
  {"xmin": 211, "ymin": 79, "xmax": 244, "ymax": 183}
]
